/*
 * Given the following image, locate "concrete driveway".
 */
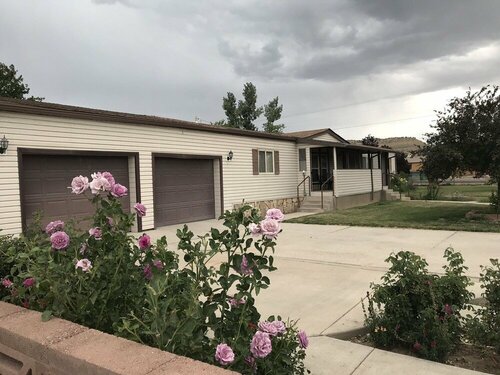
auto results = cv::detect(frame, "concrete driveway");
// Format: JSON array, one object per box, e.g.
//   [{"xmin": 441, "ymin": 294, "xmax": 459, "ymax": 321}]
[
  {"xmin": 146, "ymin": 214, "xmax": 498, "ymax": 337},
  {"xmin": 147, "ymin": 216, "xmax": 498, "ymax": 374}
]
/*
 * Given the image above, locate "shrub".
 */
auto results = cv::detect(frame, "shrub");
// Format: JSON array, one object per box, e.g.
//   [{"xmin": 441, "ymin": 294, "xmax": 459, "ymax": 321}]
[
  {"xmin": 363, "ymin": 248, "xmax": 473, "ymax": 362},
  {"xmin": 466, "ymin": 259, "xmax": 500, "ymax": 353},
  {"xmin": 0, "ymin": 172, "xmax": 308, "ymax": 374}
]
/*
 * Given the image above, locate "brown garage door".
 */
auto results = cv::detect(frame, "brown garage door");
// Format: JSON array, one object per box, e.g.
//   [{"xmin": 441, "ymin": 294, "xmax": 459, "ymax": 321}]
[
  {"xmin": 154, "ymin": 157, "xmax": 215, "ymax": 226},
  {"xmin": 21, "ymin": 154, "xmax": 131, "ymax": 229}
]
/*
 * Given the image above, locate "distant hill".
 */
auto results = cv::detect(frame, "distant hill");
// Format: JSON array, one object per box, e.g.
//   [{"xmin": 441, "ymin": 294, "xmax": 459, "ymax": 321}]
[{"xmin": 349, "ymin": 137, "xmax": 425, "ymax": 154}]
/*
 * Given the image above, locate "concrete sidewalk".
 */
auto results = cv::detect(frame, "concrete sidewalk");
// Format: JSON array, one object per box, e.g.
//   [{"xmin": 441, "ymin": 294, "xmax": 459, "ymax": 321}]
[{"xmin": 145, "ymin": 217, "xmax": 499, "ymax": 374}]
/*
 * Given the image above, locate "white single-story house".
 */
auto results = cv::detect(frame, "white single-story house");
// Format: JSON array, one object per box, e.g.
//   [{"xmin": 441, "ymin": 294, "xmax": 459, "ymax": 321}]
[{"xmin": 0, "ymin": 98, "xmax": 396, "ymax": 235}]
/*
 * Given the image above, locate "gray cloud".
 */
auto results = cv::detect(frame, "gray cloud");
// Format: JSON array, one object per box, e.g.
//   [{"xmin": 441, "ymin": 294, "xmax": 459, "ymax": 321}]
[{"xmin": 1, "ymin": 0, "xmax": 499, "ymax": 141}]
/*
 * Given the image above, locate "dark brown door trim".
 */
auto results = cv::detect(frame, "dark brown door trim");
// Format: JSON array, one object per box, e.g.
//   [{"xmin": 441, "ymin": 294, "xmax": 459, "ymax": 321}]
[
  {"xmin": 17, "ymin": 148, "xmax": 142, "ymax": 232},
  {"xmin": 152, "ymin": 153, "xmax": 224, "ymax": 229}
]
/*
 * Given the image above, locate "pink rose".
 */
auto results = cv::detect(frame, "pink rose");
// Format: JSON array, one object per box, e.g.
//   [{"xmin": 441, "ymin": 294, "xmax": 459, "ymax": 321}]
[
  {"xmin": 134, "ymin": 203, "xmax": 147, "ymax": 217},
  {"xmin": 258, "ymin": 321, "xmax": 280, "ymax": 336},
  {"xmin": 75, "ymin": 258, "xmax": 92, "ymax": 272},
  {"xmin": 259, "ymin": 218, "xmax": 281, "ymax": 239},
  {"xmin": 70, "ymin": 175, "xmax": 89, "ymax": 195},
  {"xmin": 138, "ymin": 234, "xmax": 151, "ymax": 250},
  {"xmin": 89, "ymin": 227, "xmax": 102, "ymax": 240},
  {"xmin": 215, "ymin": 343, "xmax": 235, "ymax": 365},
  {"xmin": 153, "ymin": 259, "xmax": 164, "ymax": 270},
  {"xmin": 229, "ymin": 296, "xmax": 245, "ymax": 307},
  {"xmin": 107, "ymin": 217, "xmax": 114, "ymax": 226},
  {"xmin": 1, "ymin": 278, "xmax": 13, "ymax": 288},
  {"xmin": 413, "ymin": 341, "xmax": 422, "ymax": 352},
  {"xmin": 248, "ymin": 223, "xmax": 261, "ymax": 236},
  {"xmin": 265, "ymin": 208, "xmax": 285, "ymax": 222},
  {"xmin": 50, "ymin": 231, "xmax": 70, "ymax": 250},
  {"xmin": 250, "ymin": 331, "xmax": 272, "ymax": 358},
  {"xmin": 272, "ymin": 320, "xmax": 286, "ymax": 334},
  {"xmin": 240, "ymin": 255, "xmax": 253, "ymax": 276},
  {"xmin": 297, "ymin": 330, "xmax": 309, "ymax": 349},
  {"xmin": 22, "ymin": 277, "xmax": 35, "ymax": 288},
  {"xmin": 101, "ymin": 171, "xmax": 115, "ymax": 187},
  {"xmin": 89, "ymin": 172, "xmax": 112, "ymax": 194},
  {"xmin": 143, "ymin": 264, "xmax": 153, "ymax": 280},
  {"xmin": 45, "ymin": 220, "xmax": 64, "ymax": 235},
  {"xmin": 111, "ymin": 183, "xmax": 128, "ymax": 198}
]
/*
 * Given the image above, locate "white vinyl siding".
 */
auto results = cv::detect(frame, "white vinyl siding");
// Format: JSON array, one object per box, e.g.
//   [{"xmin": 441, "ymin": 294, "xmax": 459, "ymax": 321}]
[
  {"xmin": 313, "ymin": 133, "xmax": 344, "ymax": 143},
  {"xmin": 335, "ymin": 169, "xmax": 382, "ymax": 197},
  {"xmin": 0, "ymin": 112, "xmax": 298, "ymax": 235}
]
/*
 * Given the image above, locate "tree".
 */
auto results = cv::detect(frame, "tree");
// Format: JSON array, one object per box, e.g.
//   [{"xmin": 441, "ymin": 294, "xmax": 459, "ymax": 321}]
[
  {"xmin": 0, "ymin": 62, "xmax": 43, "ymax": 101},
  {"xmin": 419, "ymin": 144, "xmax": 462, "ymax": 199},
  {"xmin": 263, "ymin": 96, "xmax": 285, "ymax": 134},
  {"xmin": 219, "ymin": 82, "xmax": 285, "ymax": 133},
  {"xmin": 361, "ymin": 134, "xmax": 379, "ymax": 147},
  {"xmin": 396, "ymin": 152, "xmax": 411, "ymax": 174},
  {"xmin": 222, "ymin": 92, "xmax": 238, "ymax": 128},
  {"xmin": 238, "ymin": 82, "xmax": 262, "ymax": 131},
  {"xmin": 420, "ymin": 85, "xmax": 500, "ymax": 204}
]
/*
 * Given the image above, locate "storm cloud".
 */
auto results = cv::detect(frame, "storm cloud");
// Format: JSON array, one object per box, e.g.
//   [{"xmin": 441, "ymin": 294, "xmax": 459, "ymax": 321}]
[{"xmin": 1, "ymin": 0, "xmax": 500, "ymax": 139}]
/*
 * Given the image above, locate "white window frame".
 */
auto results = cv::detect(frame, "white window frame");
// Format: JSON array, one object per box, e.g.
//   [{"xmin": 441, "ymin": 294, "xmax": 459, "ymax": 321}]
[{"xmin": 258, "ymin": 150, "xmax": 274, "ymax": 174}]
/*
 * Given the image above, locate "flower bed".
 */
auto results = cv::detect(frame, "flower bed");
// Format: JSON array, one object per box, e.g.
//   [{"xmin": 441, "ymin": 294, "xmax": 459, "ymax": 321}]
[{"xmin": 0, "ymin": 171, "xmax": 309, "ymax": 374}]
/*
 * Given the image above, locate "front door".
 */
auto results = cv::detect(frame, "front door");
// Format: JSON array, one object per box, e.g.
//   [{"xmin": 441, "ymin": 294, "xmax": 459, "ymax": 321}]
[{"xmin": 310, "ymin": 148, "xmax": 332, "ymax": 191}]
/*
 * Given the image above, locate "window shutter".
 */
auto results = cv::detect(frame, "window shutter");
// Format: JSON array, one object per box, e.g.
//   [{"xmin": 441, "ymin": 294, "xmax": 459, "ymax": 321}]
[
  {"xmin": 274, "ymin": 151, "xmax": 280, "ymax": 175},
  {"xmin": 252, "ymin": 149, "xmax": 259, "ymax": 175}
]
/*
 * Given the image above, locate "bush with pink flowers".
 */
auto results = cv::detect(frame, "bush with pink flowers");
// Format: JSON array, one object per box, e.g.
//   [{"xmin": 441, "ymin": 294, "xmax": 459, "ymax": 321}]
[{"xmin": 0, "ymin": 172, "xmax": 308, "ymax": 374}]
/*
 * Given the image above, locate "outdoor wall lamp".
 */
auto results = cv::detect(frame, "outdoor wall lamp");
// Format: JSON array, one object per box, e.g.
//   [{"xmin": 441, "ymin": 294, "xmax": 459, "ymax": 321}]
[
  {"xmin": 0, "ymin": 135, "xmax": 8, "ymax": 154},
  {"xmin": 227, "ymin": 150, "xmax": 234, "ymax": 161}
]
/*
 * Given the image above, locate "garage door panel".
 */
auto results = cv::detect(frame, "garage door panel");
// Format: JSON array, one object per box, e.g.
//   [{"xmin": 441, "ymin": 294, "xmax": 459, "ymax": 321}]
[
  {"xmin": 154, "ymin": 157, "xmax": 215, "ymax": 227},
  {"xmin": 21, "ymin": 154, "xmax": 131, "ymax": 229}
]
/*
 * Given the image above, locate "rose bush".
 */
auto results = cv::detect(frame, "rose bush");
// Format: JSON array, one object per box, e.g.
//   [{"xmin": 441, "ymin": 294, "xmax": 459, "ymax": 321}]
[
  {"xmin": 363, "ymin": 248, "xmax": 473, "ymax": 362},
  {"xmin": 0, "ymin": 172, "xmax": 309, "ymax": 374}
]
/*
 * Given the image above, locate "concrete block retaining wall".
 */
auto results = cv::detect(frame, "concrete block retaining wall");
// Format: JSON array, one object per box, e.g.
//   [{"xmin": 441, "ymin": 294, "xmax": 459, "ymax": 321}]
[{"xmin": 0, "ymin": 302, "xmax": 236, "ymax": 375}]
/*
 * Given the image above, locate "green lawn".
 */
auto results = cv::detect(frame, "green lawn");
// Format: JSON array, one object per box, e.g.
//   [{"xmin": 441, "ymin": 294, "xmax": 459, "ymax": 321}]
[
  {"xmin": 287, "ymin": 201, "xmax": 500, "ymax": 232},
  {"xmin": 409, "ymin": 184, "xmax": 494, "ymax": 203}
]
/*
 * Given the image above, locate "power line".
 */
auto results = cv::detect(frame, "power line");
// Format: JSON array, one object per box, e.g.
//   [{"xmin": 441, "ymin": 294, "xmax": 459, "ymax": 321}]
[
  {"xmin": 332, "ymin": 114, "xmax": 435, "ymax": 130},
  {"xmin": 281, "ymin": 95, "xmax": 411, "ymax": 119}
]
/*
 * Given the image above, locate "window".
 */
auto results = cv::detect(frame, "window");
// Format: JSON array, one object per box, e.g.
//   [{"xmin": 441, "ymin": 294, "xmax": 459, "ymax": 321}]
[
  {"xmin": 259, "ymin": 150, "xmax": 274, "ymax": 173},
  {"xmin": 336, "ymin": 149, "xmax": 381, "ymax": 169},
  {"xmin": 299, "ymin": 149, "xmax": 307, "ymax": 171}
]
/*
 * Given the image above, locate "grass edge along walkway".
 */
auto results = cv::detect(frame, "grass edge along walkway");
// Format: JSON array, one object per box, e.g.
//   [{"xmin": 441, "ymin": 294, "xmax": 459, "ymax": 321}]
[{"xmin": 286, "ymin": 201, "xmax": 500, "ymax": 233}]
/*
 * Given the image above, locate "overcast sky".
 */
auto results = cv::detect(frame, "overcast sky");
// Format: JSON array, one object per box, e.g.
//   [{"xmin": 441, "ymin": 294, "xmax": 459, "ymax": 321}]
[{"xmin": 1, "ymin": 0, "xmax": 500, "ymax": 140}]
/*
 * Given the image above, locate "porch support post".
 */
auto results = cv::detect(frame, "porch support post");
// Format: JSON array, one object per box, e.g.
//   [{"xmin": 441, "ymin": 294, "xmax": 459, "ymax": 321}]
[
  {"xmin": 370, "ymin": 152, "xmax": 374, "ymax": 201},
  {"xmin": 332, "ymin": 147, "xmax": 337, "ymax": 197}
]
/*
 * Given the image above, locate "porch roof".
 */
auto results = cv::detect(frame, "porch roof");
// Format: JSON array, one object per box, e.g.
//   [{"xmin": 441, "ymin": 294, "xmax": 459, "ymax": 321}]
[{"xmin": 298, "ymin": 138, "xmax": 399, "ymax": 153}]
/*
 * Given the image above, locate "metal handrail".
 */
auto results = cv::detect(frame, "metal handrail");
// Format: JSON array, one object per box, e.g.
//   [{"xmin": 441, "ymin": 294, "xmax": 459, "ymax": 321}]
[
  {"xmin": 297, "ymin": 176, "xmax": 311, "ymax": 207},
  {"xmin": 320, "ymin": 175, "xmax": 334, "ymax": 209}
]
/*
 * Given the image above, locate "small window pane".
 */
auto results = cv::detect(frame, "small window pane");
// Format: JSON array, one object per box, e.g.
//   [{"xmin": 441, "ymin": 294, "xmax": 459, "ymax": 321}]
[
  {"xmin": 299, "ymin": 149, "xmax": 307, "ymax": 171},
  {"xmin": 259, "ymin": 151, "xmax": 266, "ymax": 172},
  {"xmin": 266, "ymin": 151, "xmax": 274, "ymax": 173}
]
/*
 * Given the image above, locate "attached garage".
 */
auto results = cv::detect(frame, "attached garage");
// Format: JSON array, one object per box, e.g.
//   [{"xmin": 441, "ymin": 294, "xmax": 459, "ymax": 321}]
[
  {"xmin": 153, "ymin": 155, "xmax": 219, "ymax": 227},
  {"xmin": 19, "ymin": 150, "xmax": 135, "ymax": 229}
]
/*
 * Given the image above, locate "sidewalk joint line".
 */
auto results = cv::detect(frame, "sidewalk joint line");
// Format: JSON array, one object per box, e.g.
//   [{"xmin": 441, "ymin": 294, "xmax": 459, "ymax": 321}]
[
  {"xmin": 431, "ymin": 231, "xmax": 458, "ymax": 249},
  {"xmin": 320, "ymin": 299, "xmax": 364, "ymax": 336},
  {"xmin": 349, "ymin": 348, "xmax": 375, "ymax": 375}
]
